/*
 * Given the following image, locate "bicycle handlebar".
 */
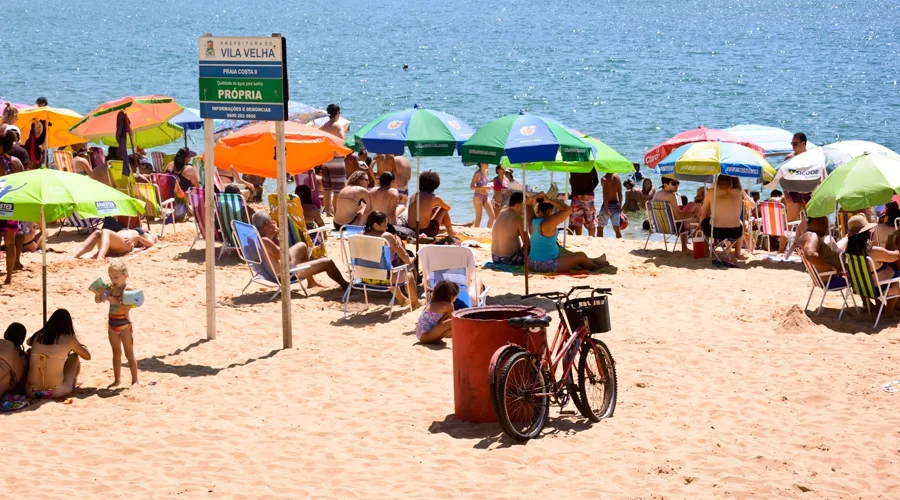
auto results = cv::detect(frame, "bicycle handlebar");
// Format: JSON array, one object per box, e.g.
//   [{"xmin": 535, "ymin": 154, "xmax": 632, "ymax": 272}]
[{"xmin": 522, "ymin": 286, "xmax": 612, "ymax": 301}]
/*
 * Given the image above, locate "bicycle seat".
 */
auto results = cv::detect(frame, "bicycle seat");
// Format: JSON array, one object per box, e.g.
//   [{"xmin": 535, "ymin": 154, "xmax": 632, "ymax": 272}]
[{"xmin": 508, "ymin": 315, "xmax": 552, "ymax": 329}]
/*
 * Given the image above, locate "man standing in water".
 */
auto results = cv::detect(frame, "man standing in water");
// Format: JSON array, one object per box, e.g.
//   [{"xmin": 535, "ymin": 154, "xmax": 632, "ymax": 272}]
[
  {"xmin": 568, "ymin": 168, "xmax": 599, "ymax": 237},
  {"xmin": 598, "ymin": 172, "xmax": 623, "ymax": 238},
  {"xmin": 319, "ymin": 104, "xmax": 349, "ymax": 216}
]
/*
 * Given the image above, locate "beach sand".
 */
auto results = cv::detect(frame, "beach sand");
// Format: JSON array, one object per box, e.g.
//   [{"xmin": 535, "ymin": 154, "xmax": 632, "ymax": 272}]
[{"xmin": 3, "ymin": 222, "xmax": 899, "ymax": 499}]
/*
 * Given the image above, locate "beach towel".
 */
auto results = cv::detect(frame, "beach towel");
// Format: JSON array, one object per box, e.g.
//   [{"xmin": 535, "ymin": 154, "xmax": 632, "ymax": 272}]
[
  {"xmin": 765, "ymin": 254, "xmax": 802, "ymax": 264},
  {"xmin": 882, "ymin": 379, "xmax": 900, "ymax": 393},
  {"xmin": 481, "ymin": 261, "xmax": 593, "ymax": 278},
  {"xmin": 1, "ymin": 393, "xmax": 30, "ymax": 412}
]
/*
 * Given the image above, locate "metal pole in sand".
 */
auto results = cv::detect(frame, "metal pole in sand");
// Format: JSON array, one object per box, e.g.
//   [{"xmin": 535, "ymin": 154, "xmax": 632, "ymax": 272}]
[
  {"xmin": 522, "ymin": 164, "xmax": 529, "ymax": 295},
  {"xmin": 275, "ymin": 119, "xmax": 291, "ymax": 349},
  {"xmin": 204, "ymin": 115, "xmax": 216, "ymax": 340},
  {"xmin": 415, "ymin": 156, "xmax": 421, "ymax": 254},
  {"xmin": 41, "ymin": 206, "xmax": 47, "ymax": 324}
]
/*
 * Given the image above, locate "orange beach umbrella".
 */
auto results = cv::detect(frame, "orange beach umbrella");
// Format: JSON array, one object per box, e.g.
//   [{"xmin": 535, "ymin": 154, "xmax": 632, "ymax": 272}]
[
  {"xmin": 17, "ymin": 106, "xmax": 86, "ymax": 148},
  {"xmin": 71, "ymin": 95, "xmax": 183, "ymax": 139},
  {"xmin": 213, "ymin": 121, "xmax": 351, "ymax": 178}
]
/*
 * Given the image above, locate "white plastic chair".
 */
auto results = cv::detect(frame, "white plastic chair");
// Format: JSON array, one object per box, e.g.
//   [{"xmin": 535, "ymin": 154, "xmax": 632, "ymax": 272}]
[
  {"xmin": 342, "ymin": 234, "xmax": 410, "ymax": 318},
  {"xmin": 417, "ymin": 245, "xmax": 490, "ymax": 307}
]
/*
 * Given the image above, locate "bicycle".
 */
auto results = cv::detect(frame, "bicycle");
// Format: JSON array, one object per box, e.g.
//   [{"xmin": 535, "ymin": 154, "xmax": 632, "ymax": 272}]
[{"xmin": 488, "ymin": 285, "xmax": 617, "ymax": 442}]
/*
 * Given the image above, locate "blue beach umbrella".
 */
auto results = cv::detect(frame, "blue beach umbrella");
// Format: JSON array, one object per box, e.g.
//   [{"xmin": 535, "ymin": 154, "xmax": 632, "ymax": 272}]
[{"xmin": 171, "ymin": 107, "xmax": 204, "ymax": 131}]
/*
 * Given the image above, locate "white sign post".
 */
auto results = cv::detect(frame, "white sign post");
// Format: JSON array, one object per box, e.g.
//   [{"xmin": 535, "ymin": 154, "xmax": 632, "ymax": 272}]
[{"xmin": 198, "ymin": 33, "xmax": 292, "ymax": 348}]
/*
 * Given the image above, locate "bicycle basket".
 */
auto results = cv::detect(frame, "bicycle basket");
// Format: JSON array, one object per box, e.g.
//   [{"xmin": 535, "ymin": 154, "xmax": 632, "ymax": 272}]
[{"xmin": 563, "ymin": 296, "xmax": 611, "ymax": 334}]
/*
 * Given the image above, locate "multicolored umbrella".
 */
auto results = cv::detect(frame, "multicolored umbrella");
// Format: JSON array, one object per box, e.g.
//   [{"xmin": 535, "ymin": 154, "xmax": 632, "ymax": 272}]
[
  {"xmin": 658, "ymin": 141, "xmax": 776, "ymax": 183},
  {"xmin": 70, "ymin": 95, "xmax": 183, "ymax": 139},
  {"xmin": 645, "ymin": 126, "xmax": 765, "ymax": 168},
  {"xmin": 500, "ymin": 133, "xmax": 633, "ymax": 174},
  {"xmin": 0, "ymin": 169, "xmax": 145, "ymax": 322},
  {"xmin": 214, "ymin": 121, "xmax": 350, "ymax": 178},
  {"xmin": 95, "ymin": 122, "xmax": 184, "ymax": 149},
  {"xmin": 806, "ymin": 154, "xmax": 900, "ymax": 218},
  {"xmin": 780, "ymin": 140, "xmax": 899, "ymax": 174},
  {"xmin": 16, "ymin": 106, "xmax": 86, "ymax": 148},
  {"xmin": 352, "ymin": 104, "xmax": 475, "ymax": 156},
  {"xmin": 724, "ymin": 124, "xmax": 816, "ymax": 157},
  {"xmin": 462, "ymin": 111, "xmax": 592, "ymax": 165}
]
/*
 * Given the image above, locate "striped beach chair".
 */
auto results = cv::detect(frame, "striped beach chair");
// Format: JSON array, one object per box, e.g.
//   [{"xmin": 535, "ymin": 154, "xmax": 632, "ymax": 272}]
[
  {"xmin": 53, "ymin": 150, "xmax": 74, "ymax": 173},
  {"xmin": 644, "ymin": 200, "xmax": 693, "ymax": 252},
  {"xmin": 107, "ymin": 160, "xmax": 135, "ymax": 192},
  {"xmin": 215, "ymin": 192, "xmax": 250, "ymax": 260},
  {"xmin": 757, "ymin": 201, "xmax": 799, "ymax": 253},
  {"xmin": 267, "ymin": 193, "xmax": 328, "ymax": 259},
  {"xmin": 151, "ymin": 151, "xmax": 166, "ymax": 174},
  {"xmin": 194, "ymin": 157, "xmax": 226, "ymax": 192},
  {"xmin": 55, "ymin": 212, "xmax": 101, "ymax": 237},
  {"xmin": 841, "ymin": 252, "xmax": 900, "ymax": 328},
  {"xmin": 232, "ymin": 220, "xmax": 310, "ymax": 300},
  {"xmin": 187, "ymin": 187, "xmax": 222, "ymax": 251},
  {"xmin": 799, "ymin": 251, "xmax": 856, "ymax": 318},
  {"xmin": 151, "ymin": 173, "xmax": 187, "ymax": 224},
  {"xmin": 131, "ymin": 182, "xmax": 176, "ymax": 236}
]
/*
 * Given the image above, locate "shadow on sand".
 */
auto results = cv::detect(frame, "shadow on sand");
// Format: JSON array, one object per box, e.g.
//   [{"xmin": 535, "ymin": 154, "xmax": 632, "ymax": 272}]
[{"xmin": 428, "ymin": 413, "xmax": 596, "ymax": 449}]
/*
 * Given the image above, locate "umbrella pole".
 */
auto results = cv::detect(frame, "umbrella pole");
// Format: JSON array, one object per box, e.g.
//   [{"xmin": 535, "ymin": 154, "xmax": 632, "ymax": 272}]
[
  {"xmin": 563, "ymin": 170, "xmax": 569, "ymax": 248},
  {"xmin": 711, "ymin": 175, "xmax": 718, "ymax": 260},
  {"xmin": 275, "ymin": 120, "xmax": 292, "ymax": 349},
  {"xmin": 415, "ymin": 156, "xmax": 421, "ymax": 254},
  {"xmin": 523, "ymin": 165, "xmax": 529, "ymax": 295},
  {"xmin": 41, "ymin": 207, "xmax": 47, "ymax": 325},
  {"xmin": 203, "ymin": 118, "xmax": 216, "ymax": 341}
]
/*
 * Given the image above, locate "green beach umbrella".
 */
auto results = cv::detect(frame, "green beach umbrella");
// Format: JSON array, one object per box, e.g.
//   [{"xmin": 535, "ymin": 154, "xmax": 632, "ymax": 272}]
[
  {"xmin": 806, "ymin": 153, "xmax": 900, "ymax": 218},
  {"xmin": 500, "ymin": 134, "xmax": 633, "ymax": 174},
  {"xmin": 95, "ymin": 122, "xmax": 185, "ymax": 149},
  {"xmin": 461, "ymin": 111, "xmax": 592, "ymax": 165},
  {"xmin": 0, "ymin": 169, "xmax": 146, "ymax": 322}
]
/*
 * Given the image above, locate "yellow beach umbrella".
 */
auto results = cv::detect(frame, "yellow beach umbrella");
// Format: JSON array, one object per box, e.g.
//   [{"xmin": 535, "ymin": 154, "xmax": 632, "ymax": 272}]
[{"xmin": 17, "ymin": 106, "xmax": 86, "ymax": 148}]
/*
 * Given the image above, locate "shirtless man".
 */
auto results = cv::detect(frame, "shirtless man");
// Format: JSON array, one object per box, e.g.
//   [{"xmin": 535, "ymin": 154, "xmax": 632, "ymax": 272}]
[
  {"xmin": 252, "ymin": 211, "xmax": 349, "ymax": 290},
  {"xmin": 598, "ymin": 173, "xmax": 623, "ymax": 238},
  {"xmin": 699, "ymin": 175, "xmax": 747, "ymax": 263},
  {"xmin": 319, "ymin": 104, "xmax": 349, "ymax": 216},
  {"xmin": 333, "ymin": 170, "xmax": 372, "ymax": 230},
  {"xmin": 73, "ymin": 227, "xmax": 159, "ymax": 259},
  {"xmin": 798, "ymin": 216, "xmax": 846, "ymax": 276},
  {"xmin": 377, "ymin": 154, "xmax": 413, "ymax": 205},
  {"xmin": 652, "ymin": 177, "xmax": 699, "ymax": 252},
  {"xmin": 345, "ymin": 151, "xmax": 375, "ymax": 186},
  {"xmin": 72, "ymin": 145, "xmax": 93, "ymax": 175},
  {"xmin": 0, "ymin": 323, "xmax": 27, "ymax": 396},
  {"xmin": 405, "ymin": 170, "xmax": 454, "ymax": 238},
  {"xmin": 491, "ymin": 192, "xmax": 530, "ymax": 265},
  {"xmin": 369, "ymin": 171, "xmax": 401, "ymax": 224}
]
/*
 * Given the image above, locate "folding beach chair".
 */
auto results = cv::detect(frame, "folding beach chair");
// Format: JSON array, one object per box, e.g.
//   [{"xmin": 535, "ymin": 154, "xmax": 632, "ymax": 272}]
[
  {"xmin": 194, "ymin": 157, "xmax": 226, "ymax": 192},
  {"xmin": 841, "ymin": 252, "xmax": 900, "ymax": 328},
  {"xmin": 417, "ymin": 245, "xmax": 490, "ymax": 307},
  {"xmin": 338, "ymin": 225, "xmax": 365, "ymax": 273},
  {"xmin": 187, "ymin": 187, "xmax": 223, "ymax": 251},
  {"xmin": 757, "ymin": 201, "xmax": 801, "ymax": 253},
  {"xmin": 131, "ymin": 182, "xmax": 176, "ymax": 236},
  {"xmin": 644, "ymin": 200, "xmax": 693, "ymax": 252},
  {"xmin": 799, "ymin": 251, "xmax": 856, "ymax": 318},
  {"xmin": 232, "ymin": 220, "xmax": 309, "ymax": 300},
  {"xmin": 151, "ymin": 173, "xmax": 187, "ymax": 225},
  {"xmin": 54, "ymin": 212, "xmax": 101, "ymax": 237},
  {"xmin": 107, "ymin": 160, "xmax": 135, "ymax": 192},
  {"xmin": 267, "ymin": 193, "xmax": 328, "ymax": 259},
  {"xmin": 53, "ymin": 150, "xmax": 74, "ymax": 173},
  {"xmin": 215, "ymin": 192, "xmax": 250, "ymax": 260},
  {"xmin": 151, "ymin": 151, "xmax": 166, "ymax": 174},
  {"xmin": 342, "ymin": 234, "xmax": 411, "ymax": 319}
]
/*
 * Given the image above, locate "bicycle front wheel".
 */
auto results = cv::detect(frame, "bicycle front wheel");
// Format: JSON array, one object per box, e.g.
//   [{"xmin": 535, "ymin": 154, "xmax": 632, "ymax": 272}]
[
  {"xmin": 576, "ymin": 338, "xmax": 617, "ymax": 422},
  {"xmin": 496, "ymin": 350, "xmax": 550, "ymax": 442}
]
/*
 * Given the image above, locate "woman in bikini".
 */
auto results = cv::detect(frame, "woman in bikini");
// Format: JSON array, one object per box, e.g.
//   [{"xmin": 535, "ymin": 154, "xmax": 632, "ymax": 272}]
[
  {"xmin": 25, "ymin": 309, "xmax": 91, "ymax": 399},
  {"xmin": 470, "ymin": 163, "xmax": 496, "ymax": 228},
  {"xmin": 491, "ymin": 165, "xmax": 508, "ymax": 213},
  {"xmin": 0, "ymin": 322, "xmax": 28, "ymax": 396},
  {"xmin": 0, "ymin": 128, "xmax": 25, "ymax": 285},
  {"xmin": 73, "ymin": 227, "xmax": 158, "ymax": 259}
]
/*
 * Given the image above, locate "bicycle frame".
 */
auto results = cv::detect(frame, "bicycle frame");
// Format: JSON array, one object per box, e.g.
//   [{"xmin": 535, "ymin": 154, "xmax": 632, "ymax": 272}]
[{"xmin": 524, "ymin": 299, "xmax": 593, "ymax": 396}]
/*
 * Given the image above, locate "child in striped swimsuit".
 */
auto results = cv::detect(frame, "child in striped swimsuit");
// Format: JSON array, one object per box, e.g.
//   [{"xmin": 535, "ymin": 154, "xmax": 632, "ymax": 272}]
[{"xmin": 94, "ymin": 261, "xmax": 139, "ymax": 387}]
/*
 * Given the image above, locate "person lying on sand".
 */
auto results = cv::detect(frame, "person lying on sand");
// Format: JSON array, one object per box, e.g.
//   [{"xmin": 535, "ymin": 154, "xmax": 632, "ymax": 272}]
[
  {"xmin": 73, "ymin": 228, "xmax": 158, "ymax": 260},
  {"xmin": 25, "ymin": 309, "xmax": 91, "ymax": 399},
  {"xmin": 252, "ymin": 211, "xmax": 349, "ymax": 290},
  {"xmin": 529, "ymin": 195, "xmax": 608, "ymax": 273},
  {"xmin": 0, "ymin": 322, "xmax": 28, "ymax": 396},
  {"xmin": 491, "ymin": 191, "xmax": 530, "ymax": 265}
]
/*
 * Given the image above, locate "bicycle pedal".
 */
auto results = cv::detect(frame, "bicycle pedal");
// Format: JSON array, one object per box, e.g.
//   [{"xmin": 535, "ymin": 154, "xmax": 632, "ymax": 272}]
[{"xmin": 559, "ymin": 410, "xmax": 577, "ymax": 416}]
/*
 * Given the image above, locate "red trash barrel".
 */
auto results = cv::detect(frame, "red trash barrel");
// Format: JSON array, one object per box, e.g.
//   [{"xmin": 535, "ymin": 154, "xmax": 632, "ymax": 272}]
[{"xmin": 451, "ymin": 305, "xmax": 547, "ymax": 423}]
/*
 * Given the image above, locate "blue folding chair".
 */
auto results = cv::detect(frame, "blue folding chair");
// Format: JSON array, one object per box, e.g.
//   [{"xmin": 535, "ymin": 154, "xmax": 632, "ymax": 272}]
[
  {"xmin": 231, "ymin": 220, "xmax": 309, "ymax": 300},
  {"xmin": 342, "ymin": 234, "xmax": 410, "ymax": 318}
]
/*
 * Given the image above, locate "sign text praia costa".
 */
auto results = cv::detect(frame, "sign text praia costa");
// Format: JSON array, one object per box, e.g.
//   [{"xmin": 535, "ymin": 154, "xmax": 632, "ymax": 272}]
[{"xmin": 198, "ymin": 35, "xmax": 289, "ymax": 121}]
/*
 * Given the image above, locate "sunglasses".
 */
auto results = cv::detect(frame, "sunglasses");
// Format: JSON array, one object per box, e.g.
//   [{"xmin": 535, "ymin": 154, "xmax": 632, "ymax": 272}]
[{"xmin": 670, "ymin": 181, "xmax": 680, "ymax": 186}]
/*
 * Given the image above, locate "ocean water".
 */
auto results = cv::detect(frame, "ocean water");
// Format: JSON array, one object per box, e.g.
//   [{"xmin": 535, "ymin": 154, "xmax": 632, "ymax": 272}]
[{"xmin": 2, "ymin": 0, "xmax": 898, "ymax": 236}]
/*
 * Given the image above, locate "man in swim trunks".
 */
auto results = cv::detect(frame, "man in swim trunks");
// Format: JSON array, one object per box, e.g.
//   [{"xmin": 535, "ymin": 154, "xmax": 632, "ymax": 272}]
[
  {"xmin": 569, "ymin": 168, "xmax": 599, "ymax": 236},
  {"xmin": 377, "ymin": 154, "xmax": 412, "ymax": 205},
  {"xmin": 73, "ymin": 227, "xmax": 159, "ymax": 260},
  {"xmin": 598, "ymin": 172, "xmax": 623, "ymax": 238},
  {"xmin": 491, "ymin": 192, "xmax": 531, "ymax": 265},
  {"xmin": 404, "ymin": 170, "xmax": 454, "ymax": 238},
  {"xmin": 333, "ymin": 170, "xmax": 372, "ymax": 230},
  {"xmin": 319, "ymin": 104, "xmax": 349, "ymax": 216}
]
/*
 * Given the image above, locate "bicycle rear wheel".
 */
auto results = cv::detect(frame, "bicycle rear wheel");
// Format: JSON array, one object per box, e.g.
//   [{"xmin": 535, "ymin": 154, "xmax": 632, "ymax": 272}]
[
  {"xmin": 496, "ymin": 350, "xmax": 550, "ymax": 442},
  {"xmin": 576, "ymin": 339, "xmax": 617, "ymax": 422}
]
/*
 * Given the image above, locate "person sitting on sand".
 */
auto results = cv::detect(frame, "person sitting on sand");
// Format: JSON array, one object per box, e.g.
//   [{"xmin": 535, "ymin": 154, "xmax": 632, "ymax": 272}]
[
  {"xmin": 699, "ymin": 175, "xmax": 746, "ymax": 263},
  {"xmin": 252, "ymin": 211, "xmax": 349, "ymax": 290},
  {"xmin": 491, "ymin": 192, "xmax": 530, "ymax": 265},
  {"xmin": 369, "ymin": 172, "xmax": 401, "ymax": 225},
  {"xmin": 362, "ymin": 211, "xmax": 419, "ymax": 309},
  {"xmin": 0, "ymin": 322, "xmax": 28, "ymax": 396},
  {"xmin": 333, "ymin": 171, "xmax": 372, "ymax": 230},
  {"xmin": 25, "ymin": 309, "xmax": 91, "ymax": 399},
  {"xmin": 73, "ymin": 227, "xmax": 159, "ymax": 260},
  {"xmin": 529, "ymin": 195, "xmax": 608, "ymax": 273},
  {"xmin": 623, "ymin": 179, "xmax": 641, "ymax": 212},
  {"xmin": 416, "ymin": 280, "xmax": 458, "ymax": 344},
  {"xmin": 405, "ymin": 170, "xmax": 454, "ymax": 238},
  {"xmin": 295, "ymin": 184, "xmax": 327, "ymax": 233},
  {"xmin": 652, "ymin": 177, "xmax": 699, "ymax": 252}
]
